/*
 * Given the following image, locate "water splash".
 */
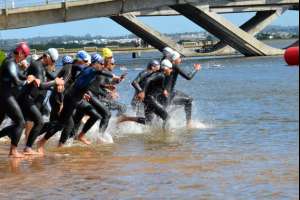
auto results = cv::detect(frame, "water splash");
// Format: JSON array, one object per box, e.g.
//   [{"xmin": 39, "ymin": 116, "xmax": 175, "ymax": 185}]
[{"xmin": 0, "ymin": 106, "xmax": 212, "ymax": 147}]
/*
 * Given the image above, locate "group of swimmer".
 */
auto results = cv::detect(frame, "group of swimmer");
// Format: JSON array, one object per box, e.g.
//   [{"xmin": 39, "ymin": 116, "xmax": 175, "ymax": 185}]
[{"xmin": 0, "ymin": 42, "xmax": 201, "ymax": 158}]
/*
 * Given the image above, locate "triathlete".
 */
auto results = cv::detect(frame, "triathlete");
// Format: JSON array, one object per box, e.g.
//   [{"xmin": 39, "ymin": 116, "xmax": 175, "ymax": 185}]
[
  {"xmin": 0, "ymin": 43, "xmax": 36, "ymax": 158},
  {"xmin": 100, "ymin": 48, "xmax": 127, "ymax": 117},
  {"xmin": 118, "ymin": 59, "xmax": 173, "ymax": 129},
  {"xmin": 37, "ymin": 55, "xmax": 116, "ymax": 155},
  {"xmin": 163, "ymin": 51, "xmax": 201, "ymax": 128},
  {"xmin": 18, "ymin": 48, "xmax": 64, "ymax": 155},
  {"xmin": 131, "ymin": 60, "xmax": 161, "ymax": 115},
  {"xmin": 38, "ymin": 51, "xmax": 91, "ymax": 144},
  {"xmin": 73, "ymin": 54, "xmax": 113, "ymax": 145},
  {"xmin": 49, "ymin": 55, "xmax": 73, "ymax": 122}
]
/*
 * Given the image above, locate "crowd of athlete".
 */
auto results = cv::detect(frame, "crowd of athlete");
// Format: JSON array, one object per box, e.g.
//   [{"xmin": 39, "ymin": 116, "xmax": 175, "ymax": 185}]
[{"xmin": 0, "ymin": 43, "xmax": 201, "ymax": 158}]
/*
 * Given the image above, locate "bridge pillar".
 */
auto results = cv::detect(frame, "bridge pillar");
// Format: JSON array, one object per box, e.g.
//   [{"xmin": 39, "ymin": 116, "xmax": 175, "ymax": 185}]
[
  {"xmin": 171, "ymin": 4, "xmax": 284, "ymax": 56},
  {"xmin": 111, "ymin": 13, "xmax": 196, "ymax": 57},
  {"xmin": 211, "ymin": 9, "xmax": 287, "ymax": 55}
]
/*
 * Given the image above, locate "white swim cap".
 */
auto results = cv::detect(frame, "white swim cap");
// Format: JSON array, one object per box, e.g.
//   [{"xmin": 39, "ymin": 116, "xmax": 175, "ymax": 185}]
[
  {"xmin": 171, "ymin": 51, "xmax": 181, "ymax": 61},
  {"xmin": 46, "ymin": 48, "xmax": 59, "ymax": 62},
  {"xmin": 163, "ymin": 47, "xmax": 174, "ymax": 59},
  {"xmin": 161, "ymin": 59, "xmax": 173, "ymax": 69}
]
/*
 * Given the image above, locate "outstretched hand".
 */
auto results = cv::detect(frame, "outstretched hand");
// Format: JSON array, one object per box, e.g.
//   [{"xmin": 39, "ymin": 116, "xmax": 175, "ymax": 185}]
[
  {"xmin": 120, "ymin": 72, "xmax": 128, "ymax": 81},
  {"xmin": 194, "ymin": 64, "xmax": 202, "ymax": 71},
  {"xmin": 56, "ymin": 85, "xmax": 65, "ymax": 93},
  {"xmin": 55, "ymin": 78, "xmax": 65, "ymax": 86},
  {"xmin": 33, "ymin": 79, "xmax": 41, "ymax": 88},
  {"xmin": 83, "ymin": 93, "xmax": 91, "ymax": 102},
  {"xmin": 26, "ymin": 75, "xmax": 36, "ymax": 84},
  {"xmin": 163, "ymin": 90, "xmax": 169, "ymax": 97},
  {"xmin": 105, "ymin": 84, "xmax": 116, "ymax": 91},
  {"xmin": 137, "ymin": 92, "xmax": 145, "ymax": 102},
  {"xmin": 109, "ymin": 90, "xmax": 119, "ymax": 100},
  {"xmin": 112, "ymin": 75, "xmax": 121, "ymax": 83}
]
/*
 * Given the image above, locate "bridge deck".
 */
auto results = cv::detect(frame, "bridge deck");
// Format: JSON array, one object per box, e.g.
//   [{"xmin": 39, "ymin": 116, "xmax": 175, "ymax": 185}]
[
  {"xmin": 1, "ymin": 0, "xmax": 298, "ymax": 13},
  {"xmin": 0, "ymin": 0, "xmax": 76, "ymax": 9},
  {"xmin": 0, "ymin": 0, "xmax": 298, "ymax": 30}
]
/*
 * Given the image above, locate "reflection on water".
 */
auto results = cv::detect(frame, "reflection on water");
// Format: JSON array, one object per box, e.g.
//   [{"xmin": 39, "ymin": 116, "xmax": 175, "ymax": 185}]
[{"xmin": 0, "ymin": 55, "xmax": 299, "ymax": 199}]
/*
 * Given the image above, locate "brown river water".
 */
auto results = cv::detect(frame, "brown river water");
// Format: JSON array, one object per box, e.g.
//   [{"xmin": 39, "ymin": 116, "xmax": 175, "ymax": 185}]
[{"xmin": 0, "ymin": 54, "xmax": 299, "ymax": 200}]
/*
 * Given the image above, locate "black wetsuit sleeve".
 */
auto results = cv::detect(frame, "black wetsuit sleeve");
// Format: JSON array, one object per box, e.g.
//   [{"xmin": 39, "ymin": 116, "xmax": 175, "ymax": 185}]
[
  {"xmin": 163, "ymin": 76, "xmax": 170, "ymax": 91},
  {"xmin": 57, "ymin": 65, "xmax": 71, "ymax": 81},
  {"xmin": 174, "ymin": 64, "xmax": 198, "ymax": 80},
  {"xmin": 132, "ymin": 81, "xmax": 143, "ymax": 93},
  {"xmin": 97, "ymin": 70, "xmax": 114, "ymax": 78},
  {"xmin": 39, "ymin": 80, "xmax": 56, "ymax": 89},
  {"xmin": 8, "ymin": 62, "xmax": 27, "ymax": 86},
  {"xmin": 99, "ymin": 88, "xmax": 109, "ymax": 97},
  {"xmin": 143, "ymin": 73, "xmax": 165, "ymax": 94},
  {"xmin": 98, "ymin": 76, "xmax": 110, "ymax": 97},
  {"xmin": 132, "ymin": 71, "xmax": 148, "ymax": 93},
  {"xmin": 32, "ymin": 62, "xmax": 57, "ymax": 90},
  {"xmin": 46, "ymin": 71, "xmax": 56, "ymax": 81},
  {"xmin": 18, "ymin": 71, "xmax": 27, "ymax": 81}
]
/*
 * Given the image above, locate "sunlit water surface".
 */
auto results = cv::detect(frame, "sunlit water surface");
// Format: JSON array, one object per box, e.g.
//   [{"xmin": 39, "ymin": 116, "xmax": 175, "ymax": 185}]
[{"xmin": 0, "ymin": 50, "xmax": 299, "ymax": 199}]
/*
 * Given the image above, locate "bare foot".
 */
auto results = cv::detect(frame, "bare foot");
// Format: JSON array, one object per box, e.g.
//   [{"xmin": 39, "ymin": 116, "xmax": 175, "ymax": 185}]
[
  {"xmin": 37, "ymin": 139, "xmax": 46, "ymax": 156},
  {"xmin": 9, "ymin": 151, "xmax": 25, "ymax": 158},
  {"xmin": 76, "ymin": 133, "xmax": 92, "ymax": 145},
  {"xmin": 187, "ymin": 121, "xmax": 194, "ymax": 130},
  {"xmin": 82, "ymin": 116, "xmax": 90, "ymax": 124},
  {"xmin": 58, "ymin": 143, "xmax": 65, "ymax": 148},
  {"xmin": 23, "ymin": 147, "xmax": 41, "ymax": 155},
  {"xmin": 117, "ymin": 116, "xmax": 127, "ymax": 124},
  {"xmin": 117, "ymin": 116, "xmax": 138, "ymax": 124},
  {"xmin": 9, "ymin": 145, "xmax": 25, "ymax": 158}
]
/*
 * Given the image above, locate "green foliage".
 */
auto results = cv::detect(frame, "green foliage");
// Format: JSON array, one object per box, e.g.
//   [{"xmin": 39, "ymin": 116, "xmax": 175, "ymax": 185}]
[{"xmin": 0, "ymin": 50, "xmax": 6, "ymax": 66}]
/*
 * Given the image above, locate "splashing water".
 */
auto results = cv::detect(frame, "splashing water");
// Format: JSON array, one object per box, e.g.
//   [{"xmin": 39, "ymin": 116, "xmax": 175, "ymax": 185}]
[{"xmin": 0, "ymin": 105, "xmax": 211, "ymax": 148}]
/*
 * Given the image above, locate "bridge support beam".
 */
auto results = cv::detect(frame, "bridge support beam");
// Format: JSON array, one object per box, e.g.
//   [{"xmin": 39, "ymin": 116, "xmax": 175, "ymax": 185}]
[
  {"xmin": 111, "ymin": 13, "xmax": 196, "ymax": 57},
  {"xmin": 211, "ymin": 9, "xmax": 287, "ymax": 55},
  {"xmin": 171, "ymin": 4, "xmax": 284, "ymax": 56}
]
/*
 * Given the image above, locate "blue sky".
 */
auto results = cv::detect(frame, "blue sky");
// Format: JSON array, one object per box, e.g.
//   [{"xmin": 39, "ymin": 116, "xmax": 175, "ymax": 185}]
[{"xmin": 0, "ymin": 11, "xmax": 298, "ymax": 39}]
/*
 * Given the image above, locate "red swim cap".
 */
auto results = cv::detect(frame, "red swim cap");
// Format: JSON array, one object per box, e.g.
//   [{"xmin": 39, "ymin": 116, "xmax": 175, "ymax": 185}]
[{"xmin": 15, "ymin": 42, "xmax": 31, "ymax": 57}]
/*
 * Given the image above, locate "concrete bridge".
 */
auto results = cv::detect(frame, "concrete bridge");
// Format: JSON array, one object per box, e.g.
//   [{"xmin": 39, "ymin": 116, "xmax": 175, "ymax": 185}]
[{"xmin": 0, "ymin": 0, "xmax": 299, "ymax": 57}]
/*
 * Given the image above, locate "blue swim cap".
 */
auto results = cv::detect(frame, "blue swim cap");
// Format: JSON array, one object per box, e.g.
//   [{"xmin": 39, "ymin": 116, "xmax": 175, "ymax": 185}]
[
  {"xmin": 62, "ymin": 55, "xmax": 73, "ymax": 65},
  {"xmin": 76, "ymin": 50, "xmax": 90, "ymax": 62},
  {"xmin": 147, "ymin": 60, "xmax": 160, "ymax": 69},
  {"xmin": 91, "ymin": 53, "xmax": 104, "ymax": 64}
]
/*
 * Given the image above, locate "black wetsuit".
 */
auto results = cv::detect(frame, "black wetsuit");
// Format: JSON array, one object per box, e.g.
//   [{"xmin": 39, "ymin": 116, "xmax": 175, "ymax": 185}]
[
  {"xmin": 43, "ymin": 64, "xmax": 86, "ymax": 141},
  {"xmin": 136, "ymin": 72, "xmax": 169, "ymax": 125},
  {"xmin": 0, "ymin": 57, "xmax": 27, "ymax": 146},
  {"xmin": 164, "ymin": 63, "xmax": 198, "ymax": 122},
  {"xmin": 18, "ymin": 59, "xmax": 56, "ymax": 148},
  {"xmin": 99, "ymin": 74, "xmax": 127, "ymax": 116},
  {"xmin": 131, "ymin": 70, "xmax": 154, "ymax": 113},
  {"xmin": 73, "ymin": 73, "xmax": 112, "ymax": 136},
  {"xmin": 49, "ymin": 63, "xmax": 73, "ymax": 121},
  {"xmin": 41, "ymin": 67, "xmax": 113, "ymax": 144}
]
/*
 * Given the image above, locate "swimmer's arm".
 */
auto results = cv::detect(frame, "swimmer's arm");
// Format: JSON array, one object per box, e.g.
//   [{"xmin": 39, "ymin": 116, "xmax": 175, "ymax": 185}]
[
  {"xmin": 143, "ymin": 73, "xmax": 163, "ymax": 93},
  {"xmin": 39, "ymin": 80, "xmax": 56, "ymax": 89},
  {"xmin": 98, "ymin": 87, "xmax": 109, "ymax": 97},
  {"xmin": 46, "ymin": 71, "xmax": 56, "ymax": 80},
  {"xmin": 132, "ymin": 71, "xmax": 150, "ymax": 92},
  {"xmin": 8, "ymin": 62, "xmax": 27, "ymax": 86},
  {"xmin": 97, "ymin": 70, "xmax": 114, "ymax": 78},
  {"xmin": 58, "ymin": 65, "xmax": 72, "ymax": 84},
  {"xmin": 132, "ymin": 74, "xmax": 143, "ymax": 92},
  {"xmin": 174, "ymin": 64, "xmax": 198, "ymax": 80}
]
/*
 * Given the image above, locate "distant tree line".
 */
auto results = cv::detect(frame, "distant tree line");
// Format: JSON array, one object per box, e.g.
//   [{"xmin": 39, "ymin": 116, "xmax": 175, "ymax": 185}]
[
  {"xmin": 30, "ymin": 41, "xmax": 138, "ymax": 51},
  {"xmin": 256, "ymin": 33, "xmax": 299, "ymax": 40}
]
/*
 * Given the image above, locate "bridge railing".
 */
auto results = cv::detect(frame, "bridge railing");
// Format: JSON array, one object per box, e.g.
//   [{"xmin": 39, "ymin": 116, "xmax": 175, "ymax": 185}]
[{"xmin": 0, "ymin": 0, "xmax": 79, "ymax": 9}]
